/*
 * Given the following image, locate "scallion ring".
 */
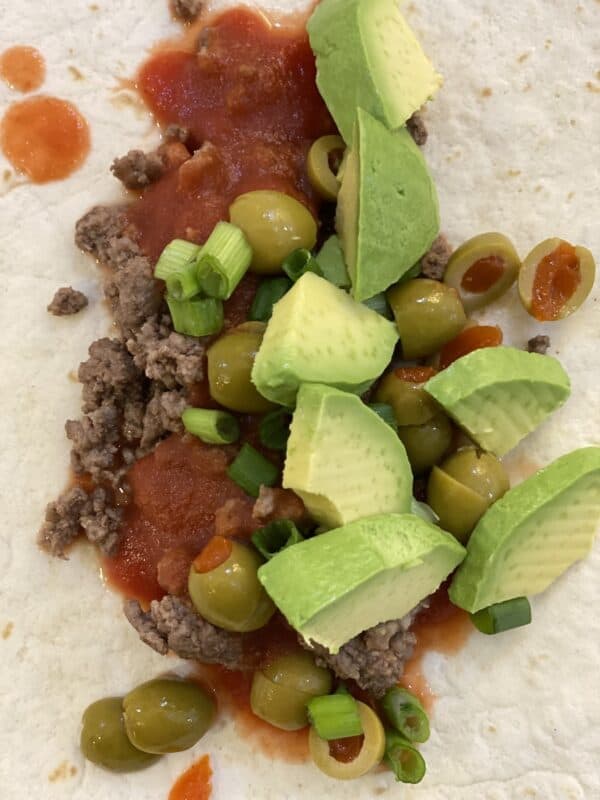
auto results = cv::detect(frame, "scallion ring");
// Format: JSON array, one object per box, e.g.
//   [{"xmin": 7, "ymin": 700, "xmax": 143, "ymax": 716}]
[
  {"xmin": 182, "ymin": 408, "xmax": 240, "ymax": 445},
  {"xmin": 252, "ymin": 520, "xmax": 304, "ymax": 561},
  {"xmin": 196, "ymin": 221, "xmax": 253, "ymax": 300},
  {"xmin": 166, "ymin": 295, "xmax": 224, "ymax": 337},
  {"xmin": 227, "ymin": 443, "xmax": 280, "ymax": 497},
  {"xmin": 384, "ymin": 729, "xmax": 426, "ymax": 784}
]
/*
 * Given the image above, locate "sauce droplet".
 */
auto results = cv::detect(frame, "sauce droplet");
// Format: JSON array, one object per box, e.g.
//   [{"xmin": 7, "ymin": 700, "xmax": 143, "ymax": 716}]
[
  {"xmin": 0, "ymin": 96, "xmax": 90, "ymax": 183},
  {"xmin": 0, "ymin": 46, "xmax": 45, "ymax": 92},
  {"xmin": 169, "ymin": 754, "xmax": 212, "ymax": 800},
  {"xmin": 461, "ymin": 255, "xmax": 505, "ymax": 294},
  {"xmin": 531, "ymin": 241, "xmax": 581, "ymax": 321}
]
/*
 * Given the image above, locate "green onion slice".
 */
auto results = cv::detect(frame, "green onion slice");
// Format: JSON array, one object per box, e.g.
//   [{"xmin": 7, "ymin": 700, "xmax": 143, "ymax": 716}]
[
  {"xmin": 259, "ymin": 408, "xmax": 293, "ymax": 451},
  {"xmin": 384, "ymin": 730, "xmax": 426, "ymax": 784},
  {"xmin": 227, "ymin": 443, "xmax": 280, "ymax": 498},
  {"xmin": 182, "ymin": 408, "xmax": 240, "ymax": 445},
  {"xmin": 165, "ymin": 259, "xmax": 200, "ymax": 301},
  {"xmin": 470, "ymin": 597, "xmax": 532, "ymax": 635},
  {"xmin": 249, "ymin": 277, "xmax": 292, "ymax": 322},
  {"xmin": 362, "ymin": 292, "xmax": 393, "ymax": 319},
  {"xmin": 381, "ymin": 687, "xmax": 430, "ymax": 744},
  {"xmin": 369, "ymin": 403, "xmax": 398, "ymax": 432},
  {"xmin": 282, "ymin": 248, "xmax": 323, "ymax": 283},
  {"xmin": 154, "ymin": 239, "xmax": 201, "ymax": 281},
  {"xmin": 307, "ymin": 694, "xmax": 364, "ymax": 741},
  {"xmin": 167, "ymin": 295, "xmax": 224, "ymax": 337},
  {"xmin": 252, "ymin": 519, "xmax": 304, "ymax": 561},
  {"xmin": 196, "ymin": 221, "xmax": 253, "ymax": 300}
]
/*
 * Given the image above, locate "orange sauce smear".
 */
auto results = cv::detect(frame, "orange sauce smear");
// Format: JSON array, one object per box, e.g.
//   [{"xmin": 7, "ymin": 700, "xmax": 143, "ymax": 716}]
[
  {"xmin": 461, "ymin": 255, "xmax": 505, "ymax": 293},
  {"xmin": 531, "ymin": 241, "xmax": 581, "ymax": 321},
  {"xmin": 0, "ymin": 45, "xmax": 45, "ymax": 92},
  {"xmin": 169, "ymin": 754, "xmax": 213, "ymax": 800}
]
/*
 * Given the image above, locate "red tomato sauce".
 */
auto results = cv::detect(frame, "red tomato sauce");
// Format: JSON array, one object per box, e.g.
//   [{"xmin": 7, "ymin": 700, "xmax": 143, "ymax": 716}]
[
  {"xmin": 126, "ymin": 8, "xmax": 335, "ymax": 261},
  {"xmin": 461, "ymin": 255, "xmax": 505, "ymax": 293},
  {"xmin": 531, "ymin": 241, "xmax": 581, "ymax": 321},
  {"xmin": 439, "ymin": 325, "xmax": 503, "ymax": 369},
  {"xmin": 0, "ymin": 45, "xmax": 45, "ymax": 92},
  {"xmin": 169, "ymin": 754, "xmax": 213, "ymax": 800}
]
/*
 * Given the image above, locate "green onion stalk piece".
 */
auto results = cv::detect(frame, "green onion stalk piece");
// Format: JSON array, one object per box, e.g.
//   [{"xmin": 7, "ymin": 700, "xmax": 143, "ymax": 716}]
[
  {"xmin": 165, "ymin": 259, "xmax": 201, "ymax": 301},
  {"xmin": 470, "ymin": 597, "xmax": 532, "ymax": 635},
  {"xmin": 362, "ymin": 292, "xmax": 393, "ymax": 319},
  {"xmin": 369, "ymin": 403, "xmax": 398, "ymax": 432},
  {"xmin": 381, "ymin": 687, "xmax": 430, "ymax": 744},
  {"xmin": 249, "ymin": 277, "xmax": 292, "ymax": 322},
  {"xmin": 384, "ymin": 729, "xmax": 426, "ymax": 784},
  {"xmin": 252, "ymin": 519, "xmax": 304, "ymax": 561},
  {"xmin": 227, "ymin": 443, "xmax": 280, "ymax": 498},
  {"xmin": 282, "ymin": 248, "xmax": 323, "ymax": 283},
  {"xmin": 182, "ymin": 408, "xmax": 240, "ymax": 445},
  {"xmin": 259, "ymin": 408, "xmax": 293, "ymax": 451},
  {"xmin": 154, "ymin": 239, "xmax": 201, "ymax": 281},
  {"xmin": 196, "ymin": 222, "xmax": 253, "ymax": 300},
  {"xmin": 167, "ymin": 295, "xmax": 224, "ymax": 337},
  {"xmin": 307, "ymin": 693, "xmax": 364, "ymax": 741}
]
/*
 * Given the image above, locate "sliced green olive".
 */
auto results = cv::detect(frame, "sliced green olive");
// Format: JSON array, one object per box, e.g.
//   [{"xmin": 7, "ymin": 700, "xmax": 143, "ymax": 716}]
[
  {"xmin": 397, "ymin": 413, "xmax": 454, "ymax": 475},
  {"xmin": 441, "ymin": 448, "xmax": 510, "ymax": 505},
  {"xmin": 123, "ymin": 679, "xmax": 215, "ymax": 755},
  {"xmin": 444, "ymin": 232, "xmax": 521, "ymax": 311},
  {"xmin": 374, "ymin": 371, "xmax": 439, "ymax": 426},
  {"xmin": 80, "ymin": 697, "xmax": 160, "ymax": 772},
  {"xmin": 307, "ymin": 135, "xmax": 345, "ymax": 201},
  {"xmin": 387, "ymin": 279, "xmax": 467, "ymax": 359},
  {"xmin": 427, "ymin": 466, "xmax": 489, "ymax": 543},
  {"xmin": 188, "ymin": 540, "xmax": 275, "ymax": 633},
  {"xmin": 518, "ymin": 238, "xmax": 595, "ymax": 321},
  {"xmin": 229, "ymin": 190, "xmax": 317, "ymax": 275},
  {"xmin": 207, "ymin": 322, "xmax": 275, "ymax": 413},
  {"xmin": 309, "ymin": 701, "xmax": 386, "ymax": 780}
]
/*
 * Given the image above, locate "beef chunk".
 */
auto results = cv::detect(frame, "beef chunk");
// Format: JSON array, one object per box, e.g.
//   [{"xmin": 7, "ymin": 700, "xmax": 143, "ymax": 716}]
[
  {"xmin": 111, "ymin": 149, "xmax": 166, "ymax": 190},
  {"xmin": 127, "ymin": 315, "xmax": 206, "ymax": 389},
  {"xmin": 125, "ymin": 596, "xmax": 245, "ymax": 669},
  {"xmin": 173, "ymin": 0, "xmax": 204, "ymax": 22},
  {"xmin": 38, "ymin": 487, "xmax": 91, "ymax": 557},
  {"xmin": 527, "ymin": 335, "xmax": 551, "ymax": 355},
  {"xmin": 252, "ymin": 487, "xmax": 308, "ymax": 526},
  {"xmin": 157, "ymin": 548, "xmax": 192, "ymax": 596},
  {"xmin": 79, "ymin": 487, "xmax": 123, "ymax": 556},
  {"xmin": 105, "ymin": 256, "xmax": 162, "ymax": 335},
  {"xmin": 306, "ymin": 605, "xmax": 424, "ymax": 698},
  {"xmin": 75, "ymin": 205, "xmax": 142, "ymax": 271},
  {"xmin": 420, "ymin": 234, "xmax": 453, "ymax": 281},
  {"xmin": 138, "ymin": 386, "xmax": 187, "ymax": 454},
  {"xmin": 47, "ymin": 287, "xmax": 88, "ymax": 316},
  {"xmin": 215, "ymin": 497, "xmax": 256, "ymax": 538},
  {"xmin": 79, "ymin": 338, "xmax": 142, "ymax": 413},
  {"xmin": 66, "ymin": 404, "xmax": 121, "ymax": 484},
  {"xmin": 407, "ymin": 112, "xmax": 428, "ymax": 147}
]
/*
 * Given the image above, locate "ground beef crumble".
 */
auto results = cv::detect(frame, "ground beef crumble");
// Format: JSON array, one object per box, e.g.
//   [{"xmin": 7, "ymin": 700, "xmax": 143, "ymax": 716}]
[
  {"xmin": 47, "ymin": 286, "xmax": 88, "ymax": 316},
  {"xmin": 173, "ymin": 0, "xmax": 204, "ymax": 23},
  {"xmin": 527, "ymin": 335, "xmax": 551, "ymax": 355},
  {"xmin": 420, "ymin": 234, "xmax": 453, "ymax": 280},
  {"xmin": 111, "ymin": 149, "xmax": 166, "ymax": 190},
  {"xmin": 407, "ymin": 112, "xmax": 428, "ymax": 147}
]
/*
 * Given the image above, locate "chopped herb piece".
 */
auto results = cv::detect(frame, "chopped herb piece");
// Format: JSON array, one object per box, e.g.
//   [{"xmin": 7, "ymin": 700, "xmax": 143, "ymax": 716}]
[
  {"xmin": 167, "ymin": 295, "xmax": 224, "ymax": 337},
  {"xmin": 381, "ymin": 687, "xmax": 430, "ymax": 744},
  {"xmin": 165, "ymin": 259, "xmax": 200, "ymax": 301},
  {"xmin": 249, "ymin": 277, "xmax": 292, "ymax": 322},
  {"xmin": 154, "ymin": 239, "xmax": 200, "ymax": 281},
  {"xmin": 470, "ymin": 597, "xmax": 532, "ymax": 635},
  {"xmin": 227, "ymin": 444, "xmax": 279, "ymax": 497},
  {"xmin": 197, "ymin": 221, "xmax": 253, "ymax": 300},
  {"xmin": 307, "ymin": 693, "xmax": 364, "ymax": 741},
  {"xmin": 252, "ymin": 520, "xmax": 304, "ymax": 560},
  {"xmin": 384, "ymin": 729, "xmax": 426, "ymax": 784},
  {"xmin": 182, "ymin": 408, "xmax": 240, "ymax": 445},
  {"xmin": 259, "ymin": 408, "xmax": 293, "ymax": 451},
  {"xmin": 282, "ymin": 248, "xmax": 323, "ymax": 282}
]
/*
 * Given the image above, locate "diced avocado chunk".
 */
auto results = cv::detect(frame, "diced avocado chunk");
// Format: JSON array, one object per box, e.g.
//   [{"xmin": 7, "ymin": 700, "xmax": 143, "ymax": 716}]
[
  {"xmin": 283, "ymin": 384, "xmax": 413, "ymax": 528},
  {"xmin": 307, "ymin": 0, "xmax": 442, "ymax": 144},
  {"xmin": 316, "ymin": 235, "xmax": 350, "ymax": 289},
  {"xmin": 424, "ymin": 347, "xmax": 571, "ymax": 456},
  {"xmin": 259, "ymin": 513, "xmax": 465, "ymax": 653},
  {"xmin": 251, "ymin": 272, "xmax": 398, "ymax": 407},
  {"xmin": 450, "ymin": 447, "xmax": 600, "ymax": 613},
  {"xmin": 337, "ymin": 110, "xmax": 440, "ymax": 302}
]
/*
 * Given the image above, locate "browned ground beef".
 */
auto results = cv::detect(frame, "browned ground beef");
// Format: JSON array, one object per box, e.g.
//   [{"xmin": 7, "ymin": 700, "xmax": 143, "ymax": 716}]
[
  {"xmin": 420, "ymin": 234, "xmax": 453, "ymax": 280},
  {"xmin": 173, "ymin": 0, "xmax": 204, "ymax": 22},
  {"xmin": 111, "ymin": 149, "xmax": 166, "ymax": 190},
  {"xmin": 125, "ymin": 596, "xmax": 245, "ymax": 669},
  {"xmin": 252, "ymin": 487, "xmax": 308, "ymax": 526},
  {"xmin": 78, "ymin": 338, "xmax": 142, "ymax": 413},
  {"xmin": 138, "ymin": 386, "xmax": 186, "ymax": 454},
  {"xmin": 47, "ymin": 287, "xmax": 88, "ymax": 316},
  {"xmin": 407, "ymin": 112, "xmax": 428, "ymax": 147},
  {"xmin": 75, "ymin": 205, "xmax": 141, "ymax": 271},
  {"xmin": 105, "ymin": 255, "xmax": 162, "ymax": 335},
  {"xmin": 527, "ymin": 335, "xmax": 551, "ymax": 355}
]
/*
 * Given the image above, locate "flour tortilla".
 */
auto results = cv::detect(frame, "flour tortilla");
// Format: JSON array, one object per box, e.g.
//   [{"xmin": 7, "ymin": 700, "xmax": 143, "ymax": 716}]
[{"xmin": 1, "ymin": 1, "xmax": 599, "ymax": 797}]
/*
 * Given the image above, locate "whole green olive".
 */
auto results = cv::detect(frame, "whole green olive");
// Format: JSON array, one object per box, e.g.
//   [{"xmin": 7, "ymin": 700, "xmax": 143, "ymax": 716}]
[
  {"xmin": 122, "ymin": 678, "xmax": 215, "ymax": 755},
  {"xmin": 80, "ymin": 697, "xmax": 160, "ymax": 772},
  {"xmin": 387, "ymin": 279, "xmax": 467, "ymax": 359},
  {"xmin": 397, "ymin": 413, "xmax": 453, "ymax": 475},
  {"xmin": 442, "ymin": 448, "xmax": 510, "ymax": 505},
  {"xmin": 374, "ymin": 368, "xmax": 439, "ymax": 426},
  {"xmin": 188, "ymin": 540, "xmax": 275, "ymax": 633},
  {"xmin": 263, "ymin": 651, "xmax": 332, "ymax": 696},
  {"xmin": 229, "ymin": 191, "xmax": 318, "ymax": 275},
  {"xmin": 207, "ymin": 322, "xmax": 275, "ymax": 413}
]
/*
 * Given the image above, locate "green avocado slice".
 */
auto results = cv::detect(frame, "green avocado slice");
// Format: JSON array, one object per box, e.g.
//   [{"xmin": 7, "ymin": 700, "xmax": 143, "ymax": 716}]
[
  {"xmin": 259, "ymin": 513, "xmax": 466, "ymax": 654},
  {"xmin": 424, "ymin": 347, "xmax": 571, "ymax": 456},
  {"xmin": 449, "ymin": 447, "xmax": 600, "ymax": 613}
]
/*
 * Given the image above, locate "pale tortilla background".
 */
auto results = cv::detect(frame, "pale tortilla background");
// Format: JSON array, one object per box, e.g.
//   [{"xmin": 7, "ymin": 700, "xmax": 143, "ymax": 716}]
[{"xmin": 0, "ymin": 1, "xmax": 599, "ymax": 798}]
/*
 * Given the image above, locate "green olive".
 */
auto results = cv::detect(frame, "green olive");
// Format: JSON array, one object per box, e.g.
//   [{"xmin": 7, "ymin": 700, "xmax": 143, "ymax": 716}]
[
  {"xmin": 229, "ymin": 191, "xmax": 318, "ymax": 275},
  {"xmin": 387, "ymin": 279, "xmax": 467, "ymax": 359},
  {"xmin": 188, "ymin": 540, "xmax": 275, "ymax": 632},
  {"xmin": 80, "ymin": 697, "xmax": 160, "ymax": 772},
  {"xmin": 251, "ymin": 651, "xmax": 332, "ymax": 731},
  {"xmin": 444, "ymin": 232, "xmax": 521, "ymax": 311},
  {"xmin": 374, "ymin": 371, "xmax": 439, "ymax": 426},
  {"xmin": 397, "ymin": 413, "xmax": 454, "ymax": 475},
  {"xmin": 122, "ymin": 678, "xmax": 215, "ymax": 755},
  {"xmin": 518, "ymin": 238, "xmax": 595, "ymax": 321},
  {"xmin": 442, "ymin": 448, "xmax": 510, "ymax": 505},
  {"xmin": 207, "ymin": 322, "xmax": 275, "ymax": 413},
  {"xmin": 307, "ymin": 135, "xmax": 345, "ymax": 201}
]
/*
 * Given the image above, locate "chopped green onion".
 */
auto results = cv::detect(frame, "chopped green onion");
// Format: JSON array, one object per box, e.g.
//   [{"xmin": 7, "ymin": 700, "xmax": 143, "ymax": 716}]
[
  {"xmin": 182, "ymin": 408, "xmax": 240, "ymax": 445},
  {"xmin": 165, "ymin": 260, "xmax": 200, "ymax": 301},
  {"xmin": 369, "ymin": 403, "xmax": 398, "ymax": 431},
  {"xmin": 252, "ymin": 519, "xmax": 304, "ymax": 560},
  {"xmin": 196, "ymin": 222, "xmax": 253, "ymax": 300},
  {"xmin": 470, "ymin": 597, "xmax": 532, "ymax": 635},
  {"xmin": 307, "ymin": 694, "xmax": 363, "ymax": 741},
  {"xmin": 362, "ymin": 293, "xmax": 393, "ymax": 319},
  {"xmin": 227, "ymin": 443, "xmax": 279, "ymax": 497},
  {"xmin": 411, "ymin": 498, "xmax": 439, "ymax": 524},
  {"xmin": 384, "ymin": 730, "xmax": 426, "ymax": 784},
  {"xmin": 249, "ymin": 277, "xmax": 292, "ymax": 322},
  {"xmin": 282, "ymin": 248, "xmax": 323, "ymax": 282},
  {"xmin": 315, "ymin": 235, "xmax": 350, "ymax": 288},
  {"xmin": 167, "ymin": 295, "xmax": 224, "ymax": 337},
  {"xmin": 154, "ymin": 239, "xmax": 200, "ymax": 281},
  {"xmin": 381, "ymin": 687, "xmax": 430, "ymax": 744},
  {"xmin": 259, "ymin": 408, "xmax": 293, "ymax": 451}
]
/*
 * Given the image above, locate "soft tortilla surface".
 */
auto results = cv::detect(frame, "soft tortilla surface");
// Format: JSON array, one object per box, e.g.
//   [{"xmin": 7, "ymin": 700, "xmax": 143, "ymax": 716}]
[{"xmin": 0, "ymin": 1, "xmax": 598, "ymax": 797}]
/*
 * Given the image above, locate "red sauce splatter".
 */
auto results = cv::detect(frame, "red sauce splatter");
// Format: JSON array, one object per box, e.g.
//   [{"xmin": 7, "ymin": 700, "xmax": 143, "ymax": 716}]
[
  {"xmin": 329, "ymin": 735, "xmax": 365, "ymax": 764},
  {"xmin": 0, "ymin": 96, "xmax": 89, "ymax": 183},
  {"xmin": 126, "ymin": 8, "xmax": 335, "ymax": 261},
  {"xmin": 169, "ymin": 754, "xmax": 212, "ymax": 800},
  {"xmin": 531, "ymin": 241, "xmax": 581, "ymax": 321},
  {"xmin": 394, "ymin": 366, "xmax": 437, "ymax": 383},
  {"xmin": 461, "ymin": 255, "xmax": 505, "ymax": 293},
  {"xmin": 0, "ymin": 45, "xmax": 45, "ymax": 92},
  {"xmin": 439, "ymin": 325, "xmax": 503, "ymax": 369}
]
